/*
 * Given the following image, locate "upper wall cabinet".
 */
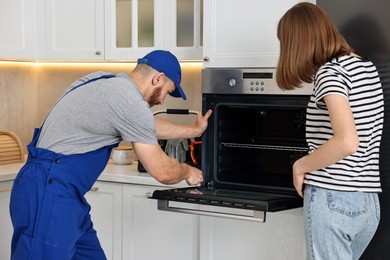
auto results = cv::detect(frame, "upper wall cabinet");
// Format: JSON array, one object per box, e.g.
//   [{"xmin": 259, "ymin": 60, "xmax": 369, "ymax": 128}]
[
  {"xmin": 0, "ymin": 0, "xmax": 38, "ymax": 60},
  {"xmin": 203, "ymin": 0, "xmax": 316, "ymax": 68},
  {"xmin": 44, "ymin": 0, "xmax": 105, "ymax": 60},
  {"xmin": 165, "ymin": 0, "xmax": 203, "ymax": 60},
  {"xmin": 105, "ymin": 0, "xmax": 203, "ymax": 60},
  {"xmin": 0, "ymin": 0, "xmax": 202, "ymax": 61}
]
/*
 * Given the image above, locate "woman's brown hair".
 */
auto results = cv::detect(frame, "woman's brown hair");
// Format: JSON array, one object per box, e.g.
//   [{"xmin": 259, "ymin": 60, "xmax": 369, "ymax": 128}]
[{"xmin": 275, "ymin": 2, "xmax": 353, "ymax": 90}]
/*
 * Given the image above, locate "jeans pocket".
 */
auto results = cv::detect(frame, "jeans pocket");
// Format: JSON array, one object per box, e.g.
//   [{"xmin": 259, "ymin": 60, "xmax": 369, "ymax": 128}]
[
  {"xmin": 372, "ymin": 193, "xmax": 381, "ymax": 221},
  {"xmin": 44, "ymin": 197, "xmax": 87, "ymax": 250},
  {"xmin": 327, "ymin": 190, "xmax": 368, "ymax": 217}
]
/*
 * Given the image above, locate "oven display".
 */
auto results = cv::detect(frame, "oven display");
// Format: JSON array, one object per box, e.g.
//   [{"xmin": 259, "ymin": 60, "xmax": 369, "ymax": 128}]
[{"xmin": 243, "ymin": 72, "xmax": 273, "ymax": 79}]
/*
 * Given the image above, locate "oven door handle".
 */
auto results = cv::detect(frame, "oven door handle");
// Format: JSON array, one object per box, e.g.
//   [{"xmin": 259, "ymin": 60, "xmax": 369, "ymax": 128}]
[{"xmin": 157, "ymin": 199, "xmax": 266, "ymax": 222}]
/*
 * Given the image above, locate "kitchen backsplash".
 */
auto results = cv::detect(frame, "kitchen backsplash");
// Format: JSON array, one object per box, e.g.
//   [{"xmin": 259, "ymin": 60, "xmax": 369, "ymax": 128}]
[{"xmin": 0, "ymin": 61, "xmax": 203, "ymax": 152}]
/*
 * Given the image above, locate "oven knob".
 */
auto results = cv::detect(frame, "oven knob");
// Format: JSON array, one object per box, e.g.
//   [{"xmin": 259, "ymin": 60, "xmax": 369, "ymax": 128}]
[{"xmin": 228, "ymin": 78, "xmax": 237, "ymax": 87}]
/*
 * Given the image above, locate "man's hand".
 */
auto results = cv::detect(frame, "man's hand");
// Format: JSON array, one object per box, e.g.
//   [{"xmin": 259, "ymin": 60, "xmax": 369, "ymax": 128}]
[
  {"xmin": 193, "ymin": 109, "xmax": 213, "ymax": 137},
  {"xmin": 185, "ymin": 166, "xmax": 204, "ymax": 186},
  {"xmin": 155, "ymin": 109, "xmax": 213, "ymax": 140}
]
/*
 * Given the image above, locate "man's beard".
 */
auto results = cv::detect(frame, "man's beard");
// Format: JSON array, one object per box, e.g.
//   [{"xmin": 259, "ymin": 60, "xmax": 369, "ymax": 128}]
[{"xmin": 147, "ymin": 87, "xmax": 162, "ymax": 107}]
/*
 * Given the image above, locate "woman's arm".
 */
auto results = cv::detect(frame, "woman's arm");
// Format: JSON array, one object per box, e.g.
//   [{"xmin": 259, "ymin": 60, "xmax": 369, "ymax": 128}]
[{"xmin": 293, "ymin": 94, "xmax": 359, "ymax": 197}]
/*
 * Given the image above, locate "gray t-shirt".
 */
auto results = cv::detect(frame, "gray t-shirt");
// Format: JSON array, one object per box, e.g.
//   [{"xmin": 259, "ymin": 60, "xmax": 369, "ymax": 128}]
[{"xmin": 37, "ymin": 71, "xmax": 158, "ymax": 155}]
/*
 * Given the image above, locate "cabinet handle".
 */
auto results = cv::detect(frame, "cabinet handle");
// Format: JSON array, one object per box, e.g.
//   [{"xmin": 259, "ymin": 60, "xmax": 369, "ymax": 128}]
[
  {"xmin": 203, "ymin": 56, "xmax": 210, "ymax": 62},
  {"xmin": 95, "ymin": 51, "xmax": 102, "ymax": 56},
  {"xmin": 157, "ymin": 199, "xmax": 266, "ymax": 223},
  {"xmin": 90, "ymin": 187, "xmax": 99, "ymax": 192},
  {"xmin": 0, "ymin": 188, "xmax": 12, "ymax": 193}
]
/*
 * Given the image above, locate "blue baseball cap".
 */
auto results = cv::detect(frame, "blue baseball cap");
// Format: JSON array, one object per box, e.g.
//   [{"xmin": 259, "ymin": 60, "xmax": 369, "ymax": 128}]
[{"xmin": 137, "ymin": 50, "xmax": 187, "ymax": 100}]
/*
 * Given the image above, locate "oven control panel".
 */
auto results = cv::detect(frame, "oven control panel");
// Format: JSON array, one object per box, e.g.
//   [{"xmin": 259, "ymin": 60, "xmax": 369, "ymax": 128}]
[{"xmin": 202, "ymin": 68, "xmax": 313, "ymax": 95}]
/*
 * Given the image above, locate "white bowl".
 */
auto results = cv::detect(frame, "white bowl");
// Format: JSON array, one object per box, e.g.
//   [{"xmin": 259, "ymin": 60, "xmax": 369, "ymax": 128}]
[{"xmin": 112, "ymin": 146, "xmax": 134, "ymax": 165}]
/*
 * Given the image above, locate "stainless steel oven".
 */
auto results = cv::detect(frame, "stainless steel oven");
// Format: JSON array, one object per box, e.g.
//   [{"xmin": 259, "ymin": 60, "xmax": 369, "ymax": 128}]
[{"xmin": 150, "ymin": 68, "xmax": 313, "ymax": 222}]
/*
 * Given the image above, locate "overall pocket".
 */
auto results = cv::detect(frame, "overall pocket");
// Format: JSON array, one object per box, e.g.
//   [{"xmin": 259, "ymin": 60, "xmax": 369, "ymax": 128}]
[
  {"xmin": 44, "ymin": 197, "xmax": 88, "ymax": 250},
  {"xmin": 10, "ymin": 173, "xmax": 31, "ymax": 227}
]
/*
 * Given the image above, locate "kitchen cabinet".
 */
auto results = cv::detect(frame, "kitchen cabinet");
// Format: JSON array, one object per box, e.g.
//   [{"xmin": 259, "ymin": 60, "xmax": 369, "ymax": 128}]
[
  {"xmin": 89, "ymin": 181, "xmax": 305, "ymax": 260},
  {"xmin": 0, "ymin": 0, "xmax": 38, "ymax": 60},
  {"xmin": 86, "ymin": 181, "xmax": 199, "ymax": 260},
  {"xmin": 122, "ymin": 184, "xmax": 200, "ymax": 260},
  {"xmin": 0, "ymin": 180, "xmax": 14, "ymax": 260},
  {"xmin": 199, "ymin": 206, "xmax": 306, "ymax": 260},
  {"xmin": 164, "ymin": 0, "xmax": 203, "ymax": 60},
  {"xmin": 44, "ymin": 0, "xmax": 105, "ymax": 60},
  {"xmin": 202, "ymin": 0, "xmax": 316, "ymax": 68},
  {"xmin": 85, "ymin": 181, "xmax": 123, "ymax": 260},
  {"xmin": 0, "ymin": 0, "xmax": 104, "ymax": 60},
  {"xmin": 0, "ymin": 0, "xmax": 202, "ymax": 61},
  {"xmin": 105, "ymin": 0, "xmax": 203, "ymax": 60}
]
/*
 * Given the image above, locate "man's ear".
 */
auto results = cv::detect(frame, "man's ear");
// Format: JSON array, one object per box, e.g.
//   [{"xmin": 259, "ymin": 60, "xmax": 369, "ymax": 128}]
[{"xmin": 152, "ymin": 72, "xmax": 165, "ymax": 86}]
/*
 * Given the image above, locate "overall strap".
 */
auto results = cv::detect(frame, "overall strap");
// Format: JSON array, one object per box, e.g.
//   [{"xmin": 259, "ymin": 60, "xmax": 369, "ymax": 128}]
[{"xmin": 66, "ymin": 74, "xmax": 116, "ymax": 95}]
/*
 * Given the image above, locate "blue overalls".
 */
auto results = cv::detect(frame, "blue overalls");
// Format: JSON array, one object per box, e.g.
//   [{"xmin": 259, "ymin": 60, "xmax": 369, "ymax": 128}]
[{"xmin": 9, "ymin": 75, "xmax": 118, "ymax": 260}]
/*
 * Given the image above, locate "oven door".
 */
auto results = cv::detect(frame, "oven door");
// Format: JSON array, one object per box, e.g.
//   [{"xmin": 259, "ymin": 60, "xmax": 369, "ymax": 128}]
[
  {"xmin": 148, "ymin": 186, "xmax": 302, "ymax": 222},
  {"xmin": 148, "ymin": 93, "xmax": 308, "ymax": 222}
]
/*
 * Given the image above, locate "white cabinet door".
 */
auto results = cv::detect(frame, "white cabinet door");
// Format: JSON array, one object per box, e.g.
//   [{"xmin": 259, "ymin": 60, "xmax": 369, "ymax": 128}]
[
  {"xmin": 199, "ymin": 207, "xmax": 306, "ymax": 260},
  {"xmin": 105, "ymin": 0, "xmax": 165, "ymax": 60},
  {"xmin": 122, "ymin": 185, "xmax": 200, "ymax": 260},
  {"xmin": 0, "ymin": 0, "xmax": 38, "ymax": 59},
  {"xmin": 0, "ymin": 181, "xmax": 14, "ymax": 260},
  {"xmin": 85, "ymin": 181, "xmax": 123, "ymax": 260},
  {"xmin": 105, "ymin": 0, "xmax": 202, "ymax": 60},
  {"xmin": 164, "ymin": 0, "xmax": 203, "ymax": 60},
  {"xmin": 203, "ymin": 0, "xmax": 316, "ymax": 68},
  {"xmin": 44, "ymin": 0, "xmax": 104, "ymax": 60}
]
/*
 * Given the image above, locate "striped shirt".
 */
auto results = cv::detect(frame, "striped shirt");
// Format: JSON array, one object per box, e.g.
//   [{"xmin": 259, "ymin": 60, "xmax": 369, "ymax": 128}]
[{"xmin": 304, "ymin": 55, "xmax": 384, "ymax": 192}]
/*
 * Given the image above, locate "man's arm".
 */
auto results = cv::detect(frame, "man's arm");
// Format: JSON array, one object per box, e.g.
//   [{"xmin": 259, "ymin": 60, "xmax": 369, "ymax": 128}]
[
  {"xmin": 133, "ymin": 142, "xmax": 203, "ymax": 186},
  {"xmin": 155, "ymin": 109, "xmax": 212, "ymax": 140}
]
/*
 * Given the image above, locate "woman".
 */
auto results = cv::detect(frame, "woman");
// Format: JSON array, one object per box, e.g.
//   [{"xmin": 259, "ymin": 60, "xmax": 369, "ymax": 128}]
[{"xmin": 276, "ymin": 2, "xmax": 384, "ymax": 259}]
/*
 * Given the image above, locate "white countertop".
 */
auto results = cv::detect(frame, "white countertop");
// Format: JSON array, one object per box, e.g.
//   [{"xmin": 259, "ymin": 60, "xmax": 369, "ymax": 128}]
[
  {"xmin": 0, "ymin": 163, "xmax": 22, "ymax": 182},
  {"xmin": 0, "ymin": 160, "xmax": 188, "ymax": 188}
]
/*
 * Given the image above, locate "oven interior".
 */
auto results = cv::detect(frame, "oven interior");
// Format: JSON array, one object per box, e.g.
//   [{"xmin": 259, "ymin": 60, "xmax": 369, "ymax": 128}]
[{"xmin": 203, "ymin": 94, "xmax": 309, "ymax": 194}]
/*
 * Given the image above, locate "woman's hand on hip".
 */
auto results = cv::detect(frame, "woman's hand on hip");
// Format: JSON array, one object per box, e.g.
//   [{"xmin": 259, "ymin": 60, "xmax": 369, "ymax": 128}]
[{"xmin": 293, "ymin": 160, "xmax": 306, "ymax": 198}]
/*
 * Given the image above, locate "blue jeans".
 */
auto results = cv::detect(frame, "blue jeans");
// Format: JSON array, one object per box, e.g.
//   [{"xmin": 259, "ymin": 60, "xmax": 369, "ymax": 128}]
[{"xmin": 303, "ymin": 185, "xmax": 380, "ymax": 260}]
